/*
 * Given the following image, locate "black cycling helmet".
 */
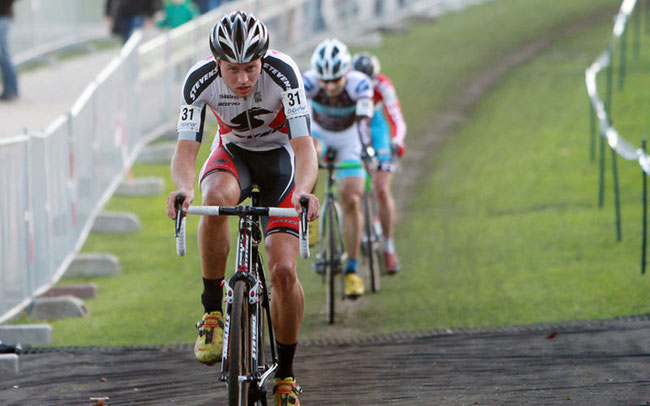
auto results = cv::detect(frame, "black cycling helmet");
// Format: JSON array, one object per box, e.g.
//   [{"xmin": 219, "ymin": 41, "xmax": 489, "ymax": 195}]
[
  {"xmin": 352, "ymin": 52, "xmax": 381, "ymax": 79},
  {"xmin": 210, "ymin": 11, "xmax": 269, "ymax": 63}
]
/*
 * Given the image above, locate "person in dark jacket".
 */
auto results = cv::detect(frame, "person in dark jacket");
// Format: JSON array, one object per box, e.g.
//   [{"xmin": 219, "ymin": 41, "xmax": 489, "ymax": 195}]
[
  {"xmin": 105, "ymin": 0, "xmax": 161, "ymax": 43},
  {"xmin": 0, "ymin": 0, "xmax": 18, "ymax": 101}
]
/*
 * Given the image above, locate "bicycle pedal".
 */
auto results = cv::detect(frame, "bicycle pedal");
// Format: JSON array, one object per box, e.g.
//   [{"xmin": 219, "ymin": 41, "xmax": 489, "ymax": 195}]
[{"xmin": 313, "ymin": 260, "xmax": 327, "ymax": 275}]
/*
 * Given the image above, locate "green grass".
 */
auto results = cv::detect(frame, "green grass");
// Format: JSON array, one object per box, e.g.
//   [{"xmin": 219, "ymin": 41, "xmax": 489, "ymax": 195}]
[{"xmin": 17, "ymin": 0, "xmax": 650, "ymax": 346}]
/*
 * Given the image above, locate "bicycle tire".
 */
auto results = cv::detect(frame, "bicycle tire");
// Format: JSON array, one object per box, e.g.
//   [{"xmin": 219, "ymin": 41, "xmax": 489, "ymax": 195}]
[
  {"xmin": 228, "ymin": 280, "xmax": 250, "ymax": 406},
  {"xmin": 326, "ymin": 201, "xmax": 337, "ymax": 324},
  {"xmin": 362, "ymin": 193, "xmax": 381, "ymax": 293}
]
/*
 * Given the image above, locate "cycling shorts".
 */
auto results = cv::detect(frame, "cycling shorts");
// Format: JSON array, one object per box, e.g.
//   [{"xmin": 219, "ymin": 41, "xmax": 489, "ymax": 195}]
[
  {"xmin": 311, "ymin": 121, "xmax": 366, "ymax": 180},
  {"xmin": 199, "ymin": 143, "xmax": 299, "ymax": 238},
  {"xmin": 370, "ymin": 109, "xmax": 395, "ymax": 172}
]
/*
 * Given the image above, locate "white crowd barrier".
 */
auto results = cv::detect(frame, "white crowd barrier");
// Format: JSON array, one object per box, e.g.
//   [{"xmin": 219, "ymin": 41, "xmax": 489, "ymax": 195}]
[
  {"xmin": 585, "ymin": 0, "xmax": 648, "ymax": 171},
  {"xmin": 11, "ymin": 0, "xmax": 108, "ymax": 66},
  {"xmin": 1, "ymin": 0, "xmax": 491, "ymax": 324}
]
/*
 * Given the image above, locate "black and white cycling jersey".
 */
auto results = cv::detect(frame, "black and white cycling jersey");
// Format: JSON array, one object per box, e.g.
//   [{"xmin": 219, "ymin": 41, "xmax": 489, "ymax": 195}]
[{"xmin": 177, "ymin": 50, "xmax": 310, "ymax": 151}]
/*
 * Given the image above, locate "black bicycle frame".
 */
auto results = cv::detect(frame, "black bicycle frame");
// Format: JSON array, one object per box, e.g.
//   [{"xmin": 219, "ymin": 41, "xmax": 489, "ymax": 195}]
[{"xmin": 219, "ymin": 191, "xmax": 278, "ymax": 390}]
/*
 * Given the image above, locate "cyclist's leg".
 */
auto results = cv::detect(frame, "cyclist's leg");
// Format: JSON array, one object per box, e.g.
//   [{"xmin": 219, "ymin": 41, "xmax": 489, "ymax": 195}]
[
  {"xmin": 266, "ymin": 233, "xmax": 304, "ymax": 404},
  {"xmin": 339, "ymin": 175, "xmax": 364, "ymax": 265},
  {"xmin": 194, "ymin": 144, "xmax": 250, "ymax": 364},
  {"xmin": 198, "ymin": 143, "xmax": 249, "ymax": 283},
  {"xmin": 339, "ymin": 174, "xmax": 365, "ymax": 297},
  {"xmin": 248, "ymin": 145, "xmax": 304, "ymax": 381},
  {"xmin": 265, "ymin": 233, "xmax": 303, "ymax": 346},
  {"xmin": 370, "ymin": 110, "xmax": 400, "ymax": 272},
  {"xmin": 370, "ymin": 109, "xmax": 395, "ymax": 240},
  {"xmin": 332, "ymin": 125, "xmax": 366, "ymax": 296}
]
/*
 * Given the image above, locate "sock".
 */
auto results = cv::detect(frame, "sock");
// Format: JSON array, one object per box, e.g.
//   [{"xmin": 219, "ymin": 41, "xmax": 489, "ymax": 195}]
[
  {"xmin": 201, "ymin": 277, "xmax": 224, "ymax": 313},
  {"xmin": 384, "ymin": 237, "xmax": 395, "ymax": 254},
  {"xmin": 345, "ymin": 258, "xmax": 358, "ymax": 274},
  {"xmin": 275, "ymin": 341, "xmax": 297, "ymax": 379}
]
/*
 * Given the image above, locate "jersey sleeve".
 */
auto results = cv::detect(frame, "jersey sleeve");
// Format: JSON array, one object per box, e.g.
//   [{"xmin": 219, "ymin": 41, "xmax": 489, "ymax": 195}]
[
  {"xmin": 177, "ymin": 59, "xmax": 218, "ymax": 143},
  {"xmin": 302, "ymin": 70, "xmax": 321, "ymax": 99},
  {"xmin": 263, "ymin": 52, "xmax": 312, "ymax": 139},
  {"xmin": 377, "ymin": 74, "xmax": 407, "ymax": 144},
  {"xmin": 351, "ymin": 72, "xmax": 375, "ymax": 118}
]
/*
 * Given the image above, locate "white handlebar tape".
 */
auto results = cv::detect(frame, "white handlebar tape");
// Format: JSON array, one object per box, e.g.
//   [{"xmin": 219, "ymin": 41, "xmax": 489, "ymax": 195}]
[{"xmin": 176, "ymin": 216, "xmax": 186, "ymax": 256}]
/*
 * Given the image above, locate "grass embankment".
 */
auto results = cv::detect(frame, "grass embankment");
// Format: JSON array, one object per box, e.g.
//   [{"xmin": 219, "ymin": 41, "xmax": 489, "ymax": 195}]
[{"xmin": 29, "ymin": 0, "xmax": 650, "ymax": 346}]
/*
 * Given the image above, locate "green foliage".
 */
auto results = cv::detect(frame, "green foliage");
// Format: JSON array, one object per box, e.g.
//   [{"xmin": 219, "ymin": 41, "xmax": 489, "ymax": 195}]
[{"xmin": 22, "ymin": 0, "xmax": 650, "ymax": 346}]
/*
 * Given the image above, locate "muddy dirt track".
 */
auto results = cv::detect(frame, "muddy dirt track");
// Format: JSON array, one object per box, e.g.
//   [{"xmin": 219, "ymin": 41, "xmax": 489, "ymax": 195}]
[
  {"xmin": 1, "ymin": 316, "xmax": 649, "ymax": 405},
  {"xmin": 2, "ymin": 4, "xmax": 650, "ymax": 406}
]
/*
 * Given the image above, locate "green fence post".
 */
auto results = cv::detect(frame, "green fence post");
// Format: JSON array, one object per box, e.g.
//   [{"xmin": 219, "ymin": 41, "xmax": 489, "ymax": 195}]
[
  {"xmin": 634, "ymin": 0, "xmax": 641, "ymax": 58},
  {"xmin": 642, "ymin": 139, "xmax": 647, "ymax": 275},
  {"xmin": 618, "ymin": 19, "xmax": 628, "ymax": 91},
  {"xmin": 643, "ymin": 0, "xmax": 650, "ymax": 35},
  {"xmin": 611, "ymin": 144, "xmax": 622, "ymax": 242},
  {"xmin": 606, "ymin": 49, "xmax": 614, "ymax": 114},
  {"xmin": 589, "ymin": 101, "xmax": 596, "ymax": 162},
  {"xmin": 599, "ymin": 132, "xmax": 606, "ymax": 208}
]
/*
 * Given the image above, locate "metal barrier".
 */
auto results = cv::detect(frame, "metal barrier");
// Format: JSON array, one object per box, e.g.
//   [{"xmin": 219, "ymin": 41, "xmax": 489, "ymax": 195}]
[
  {"xmin": 11, "ymin": 0, "xmax": 108, "ymax": 66},
  {"xmin": 585, "ymin": 0, "xmax": 650, "ymax": 273},
  {"xmin": 0, "ymin": 0, "xmax": 491, "ymax": 324}
]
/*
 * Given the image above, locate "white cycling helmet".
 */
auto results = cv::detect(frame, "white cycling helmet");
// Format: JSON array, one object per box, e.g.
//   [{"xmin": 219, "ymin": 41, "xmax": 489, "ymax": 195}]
[
  {"xmin": 352, "ymin": 52, "xmax": 381, "ymax": 80},
  {"xmin": 311, "ymin": 38, "xmax": 351, "ymax": 81},
  {"xmin": 210, "ymin": 11, "xmax": 269, "ymax": 63}
]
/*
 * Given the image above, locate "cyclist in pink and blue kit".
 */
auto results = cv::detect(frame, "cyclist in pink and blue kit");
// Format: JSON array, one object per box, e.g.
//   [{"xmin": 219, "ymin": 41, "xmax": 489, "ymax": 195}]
[{"xmin": 352, "ymin": 52, "xmax": 407, "ymax": 274}]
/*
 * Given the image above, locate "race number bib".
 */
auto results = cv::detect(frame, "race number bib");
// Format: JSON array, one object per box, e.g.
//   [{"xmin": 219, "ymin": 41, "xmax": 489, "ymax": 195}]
[
  {"xmin": 282, "ymin": 88, "xmax": 309, "ymax": 119},
  {"xmin": 177, "ymin": 105, "xmax": 202, "ymax": 133}
]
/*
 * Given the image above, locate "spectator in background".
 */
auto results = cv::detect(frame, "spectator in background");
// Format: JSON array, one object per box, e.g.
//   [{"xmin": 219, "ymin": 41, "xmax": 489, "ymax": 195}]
[
  {"xmin": 192, "ymin": 0, "xmax": 220, "ymax": 15},
  {"xmin": 106, "ymin": 0, "xmax": 161, "ymax": 43},
  {"xmin": 0, "ymin": 0, "xmax": 18, "ymax": 101},
  {"xmin": 157, "ymin": 0, "xmax": 198, "ymax": 29}
]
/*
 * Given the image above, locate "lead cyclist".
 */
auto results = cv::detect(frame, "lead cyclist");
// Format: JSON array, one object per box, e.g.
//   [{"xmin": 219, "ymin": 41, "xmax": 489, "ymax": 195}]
[
  {"xmin": 164, "ymin": 11, "xmax": 319, "ymax": 406},
  {"xmin": 351, "ymin": 52, "xmax": 407, "ymax": 274}
]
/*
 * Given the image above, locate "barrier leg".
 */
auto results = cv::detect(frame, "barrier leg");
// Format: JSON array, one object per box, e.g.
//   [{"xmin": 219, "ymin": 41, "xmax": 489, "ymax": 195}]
[
  {"xmin": 611, "ymin": 146, "xmax": 622, "ymax": 242},
  {"xmin": 642, "ymin": 139, "xmax": 647, "ymax": 275}
]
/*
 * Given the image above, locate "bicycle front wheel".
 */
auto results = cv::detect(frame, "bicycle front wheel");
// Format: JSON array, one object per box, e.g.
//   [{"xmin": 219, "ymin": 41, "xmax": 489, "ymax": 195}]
[{"xmin": 228, "ymin": 280, "xmax": 250, "ymax": 406}]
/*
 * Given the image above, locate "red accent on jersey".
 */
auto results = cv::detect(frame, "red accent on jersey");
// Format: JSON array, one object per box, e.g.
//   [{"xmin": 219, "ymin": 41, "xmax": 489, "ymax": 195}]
[{"xmin": 373, "ymin": 73, "xmax": 407, "ymax": 146}]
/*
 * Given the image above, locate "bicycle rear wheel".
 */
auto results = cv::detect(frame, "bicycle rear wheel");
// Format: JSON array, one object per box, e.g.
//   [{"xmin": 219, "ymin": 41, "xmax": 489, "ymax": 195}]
[
  {"xmin": 228, "ymin": 280, "xmax": 251, "ymax": 406},
  {"xmin": 325, "ymin": 201, "xmax": 337, "ymax": 324}
]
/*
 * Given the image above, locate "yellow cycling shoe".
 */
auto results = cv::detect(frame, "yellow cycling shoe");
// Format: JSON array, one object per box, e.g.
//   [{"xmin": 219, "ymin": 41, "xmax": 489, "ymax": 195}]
[
  {"xmin": 273, "ymin": 377, "xmax": 301, "ymax": 406},
  {"xmin": 194, "ymin": 310, "xmax": 224, "ymax": 365},
  {"xmin": 344, "ymin": 273, "xmax": 365, "ymax": 298}
]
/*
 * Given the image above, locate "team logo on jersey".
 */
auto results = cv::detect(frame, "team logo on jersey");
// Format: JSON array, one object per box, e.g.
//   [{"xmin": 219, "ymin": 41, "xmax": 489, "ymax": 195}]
[
  {"xmin": 230, "ymin": 108, "xmax": 272, "ymax": 131},
  {"xmin": 186, "ymin": 65, "xmax": 219, "ymax": 103},
  {"xmin": 355, "ymin": 79, "xmax": 370, "ymax": 94}
]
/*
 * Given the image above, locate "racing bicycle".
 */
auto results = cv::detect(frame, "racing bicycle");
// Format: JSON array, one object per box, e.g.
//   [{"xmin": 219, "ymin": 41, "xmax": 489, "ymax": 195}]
[
  {"xmin": 314, "ymin": 149, "xmax": 382, "ymax": 324},
  {"xmin": 174, "ymin": 192, "xmax": 309, "ymax": 406}
]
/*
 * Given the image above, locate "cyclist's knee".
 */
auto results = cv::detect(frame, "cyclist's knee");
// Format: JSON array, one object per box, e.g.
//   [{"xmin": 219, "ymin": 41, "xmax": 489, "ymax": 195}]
[
  {"xmin": 202, "ymin": 184, "xmax": 237, "ymax": 206},
  {"xmin": 342, "ymin": 192, "xmax": 361, "ymax": 212},
  {"xmin": 270, "ymin": 262, "xmax": 297, "ymax": 292},
  {"xmin": 375, "ymin": 184, "xmax": 391, "ymax": 202}
]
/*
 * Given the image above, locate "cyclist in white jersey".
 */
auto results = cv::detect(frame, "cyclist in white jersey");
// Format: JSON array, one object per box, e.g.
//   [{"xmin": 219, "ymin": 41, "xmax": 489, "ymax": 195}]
[
  {"xmin": 165, "ymin": 11, "xmax": 318, "ymax": 406},
  {"xmin": 303, "ymin": 38, "xmax": 374, "ymax": 299}
]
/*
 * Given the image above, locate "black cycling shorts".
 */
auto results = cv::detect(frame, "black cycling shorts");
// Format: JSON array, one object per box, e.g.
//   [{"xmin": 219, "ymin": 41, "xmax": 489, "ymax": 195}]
[{"xmin": 199, "ymin": 142, "xmax": 298, "ymax": 237}]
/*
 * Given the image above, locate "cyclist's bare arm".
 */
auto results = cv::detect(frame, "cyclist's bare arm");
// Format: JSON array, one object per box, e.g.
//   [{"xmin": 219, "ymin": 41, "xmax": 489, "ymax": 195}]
[
  {"xmin": 167, "ymin": 140, "xmax": 201, "ymax": 220},
  {"xmin": 290, "ymin": 135, "xmax": 320, "ymax": 222}
]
